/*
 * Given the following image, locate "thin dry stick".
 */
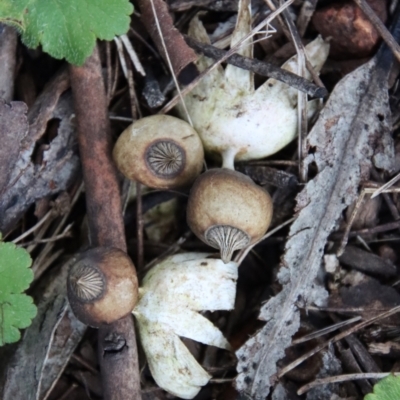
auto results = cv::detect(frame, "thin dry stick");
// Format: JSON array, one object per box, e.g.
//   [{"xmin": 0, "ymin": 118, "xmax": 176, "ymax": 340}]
[
  {"xmin": 291, "ymin": 316, "xmax": 362, "ymax": 345},
  {"xmin": 106, "ymin": 41, "xmax": 113, "ymax": 103},
  {"xmin": 32, "ymin": 183, "xmax": 83, "ymax": 276},
  {"xmin": 277, "ymin": 305, "xmax": 400, "ymax": 379},
  {"xmin": 119, "ymin": 34, "xmax": 146, "ymax": 76},
  {"xmin": 26, "ymin": 212, "xmax": 55, "ymax": 254},
  {"xmin": 57, "ymin": 384, "xmax": 78, "ymax": 400},
  {"xmin": 140, "ymin": 232, "xmax": 189, "ymax": 277},
  {"xmin": 20, "ymin": 224, "xmax": 73, "ymax": 247},
  {"xmin": 114, "ymin": 37, "xmax": 129, "ymax": 78},
  {"xmin": 306, "ymin": 305, "xmax": 394, "ymax": 313},
  {"xmin": 337, "ymin": 186, "xmax": 400, "ymax": 255},
  {"xmin": 136, "ymin": 182, "xmax": 144, "ymax": 271},
  {"xmin": 71, "ymin": 354, "xmax": 99, "ymax": 375},
  {"xmin": 348, "ymin": 219, "xmax": 400, "ymax": 237},
  {"xmin": 298, "ymin": 372, "xmax": 400, "ymax": 395},
  {"xmin": 160, "ymin": 0, "xmax": 295, "ymax": 114},
  {"xmin": 111, "ymin": 50, "xmax": 120, "ymax": 100},
  {"xmin": 235, "ymin": 217, "xmax": 295, "ymax": 264},
  {"xmin": 115, "ymin": 41, "xmax": 144, "ymax": 271},
  {"xmin": 371, "ymin": 171, "xmax": 400, "ymax": 198},
  {"xmin": 12, "ymin": 210, "xmax": 53, "ymax": 244},
  {"xmin": 184, "ymin": 37, "xmax": 326, "ymax": 97},
  {"xmin": 337, "ymin": 187, "xmax": 368, "ymax": 256},
  {"xmin": 149, "ymin": 0, "xmax": 193, "ymax": 125},
  {"xmin": 353, "ymin": 0, "xmax": 400, "ymax": 63},
  {"xmin": 33, "ymin": 248, "xmax": 64, "ymax": 280},
  {"xmin": 264, "ymin": 0, "xmax": 325, "ymax": 88},
  {"xmin": 279, "ymin": 3, "xmax": 308, "ymax": 182},
  {"xmin": 114, "ymin": 36, "xmax": 141, "ymax": 119},
  {"xmin": 297, "ymin": 0, "xmax": 318, "ymax": 37}
]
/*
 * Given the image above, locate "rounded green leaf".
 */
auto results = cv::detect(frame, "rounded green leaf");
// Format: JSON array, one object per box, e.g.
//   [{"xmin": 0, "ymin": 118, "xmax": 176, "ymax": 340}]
[
  {"xmin": 0, "ymin": 0, "xmax": 134, "ymax": 65},
  {"xmin": 0, "ymin": 242, "xmax": 37, "ymax": 346},
  {"xmin": 365, "ymin": 375, "xmax": 400, "ymax": 400}
]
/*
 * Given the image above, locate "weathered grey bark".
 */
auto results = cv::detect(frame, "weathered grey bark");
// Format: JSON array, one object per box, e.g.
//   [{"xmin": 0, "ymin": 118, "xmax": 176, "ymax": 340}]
[{"xmin": 0, "ymin": 24, "xmax": 17, "ymax": 101}]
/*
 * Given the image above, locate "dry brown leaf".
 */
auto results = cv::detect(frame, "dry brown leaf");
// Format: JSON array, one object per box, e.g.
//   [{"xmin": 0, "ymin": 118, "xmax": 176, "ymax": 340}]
[
  {"xmin": 235, "ymin": 43, "xmax": 395, "ymax": 398},
  {"xmin": 0, "ymin": 92, "xmax": 79, "ymax": 233},
  {"xmin": 0, "ymin": 101, "xmax": 29, "ymax": 193}
]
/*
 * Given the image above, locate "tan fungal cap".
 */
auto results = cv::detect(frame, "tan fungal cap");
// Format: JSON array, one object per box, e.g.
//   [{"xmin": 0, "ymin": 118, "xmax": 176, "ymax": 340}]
[
  {"xmin": 67, "ymin": 247, "xmax": 139, "ymax": 328},
  {"xmin": 187, "ymin": 168, "xmax": 273, "ymax": 263},
  {"xmin": 113, "ymin": 115, "xmax": 204, "ymax": 189}
]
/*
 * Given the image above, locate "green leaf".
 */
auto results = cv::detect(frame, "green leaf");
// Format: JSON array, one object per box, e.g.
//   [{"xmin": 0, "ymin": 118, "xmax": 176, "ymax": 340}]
[
  {"xmin": 365, "ymin": 375, "xmax": 400, "ymax": 400},
  {"xmin": 0, "ymin": 242, "xmax": 37, "ymax": 346},
  {"xmin": 0, "ymin": 0, "xmax": 134, "ymax": 65}
]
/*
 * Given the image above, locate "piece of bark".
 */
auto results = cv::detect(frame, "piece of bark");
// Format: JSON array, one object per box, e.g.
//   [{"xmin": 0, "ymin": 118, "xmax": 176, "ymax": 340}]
[
  {"xmin": 337, "ymin": 342, "xmax": 372, "ymax": 395},
  {"xmin": 0, "ymin": 24, "xmax": 17, "ymax": 101},
  {"xmin": 0, "ymin": 101, "xmax": 29, "ymax": 193},
  {"xmin": 330, "ymin": 276, "xmax": 400, "ymax": 324},
  {"xmin": 339, "ymin": 246, "xmax": 397, "ymax": 277},
  {"xmin": 369, "ymin": 341, "xmax": 400, "ymax": 357},
  {"xmin": 235, "ymin": 10, "xmax": 398, "ymax": 397},
  {"xmin": 0, "ymin": 87, "xmax": 79, "ymax": 233},
  {"xmin": 138, "ymin": 0, "xmax": 198, "ymax": 84},
  {"xmin": 69, "ymin": 46, "xmax": 141, "ymax": 400},
  {"xmin": 142, "ymin": 65, "xmax": 166, "ymax": 109},
  {"xmin": 344, "ymin": 334, "xmax": 381, "ymax": 383}
]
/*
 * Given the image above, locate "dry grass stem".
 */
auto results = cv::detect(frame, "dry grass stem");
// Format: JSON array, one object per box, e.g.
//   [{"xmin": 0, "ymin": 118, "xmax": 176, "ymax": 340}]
[
  {"xmin": 277, "ymin": 305, "xmax": 400, "ymax": 379},
  {"xmin": 298, "ymin": 372, "xmax": 400, "ymax": 395}
]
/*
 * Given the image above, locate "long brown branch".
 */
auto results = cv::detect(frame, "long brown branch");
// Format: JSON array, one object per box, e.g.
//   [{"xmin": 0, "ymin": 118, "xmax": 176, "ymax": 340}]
[{"xmin": 69, "ymin": 46, "xmax": 141, "ymax": 400}]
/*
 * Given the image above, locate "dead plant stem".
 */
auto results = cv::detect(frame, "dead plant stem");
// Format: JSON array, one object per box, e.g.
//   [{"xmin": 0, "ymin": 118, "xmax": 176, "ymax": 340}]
[{"xmin": 69, "ymin": 45, "xmax": 141, "ymax": 400}]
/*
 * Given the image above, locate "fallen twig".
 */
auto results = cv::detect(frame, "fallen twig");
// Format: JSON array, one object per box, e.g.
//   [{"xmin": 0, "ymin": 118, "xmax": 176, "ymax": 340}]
[
  {"xmin": 298, "ymin": 372, "xmax": 400, "ymax": 395},
  {"xmin": 69, "ymin": 45, "xmax": 141, "ymax": 400},
  {"xmin": 277, "ymin": 305, "xmax": 400, "ymax": 379},
  {"xmin": 137, "ymin": 0, "xmax": 198, "ymax": 84},
  {"xmin": 184, "ymin": 36, "xmax": 327, "ymax": 98}
]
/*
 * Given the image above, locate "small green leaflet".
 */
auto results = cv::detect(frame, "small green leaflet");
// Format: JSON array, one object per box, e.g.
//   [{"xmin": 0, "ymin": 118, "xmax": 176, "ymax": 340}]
[
  {"xmin": 0, "ymin": 242, "xmax": 37, "ymax": 346},
  {"xmin": 0, "ymin": 0, "xmax": 134, "ymax": 65},
  {"xmin": 365, "ymin": 375, "xmax": 400, "ymax": 400}
]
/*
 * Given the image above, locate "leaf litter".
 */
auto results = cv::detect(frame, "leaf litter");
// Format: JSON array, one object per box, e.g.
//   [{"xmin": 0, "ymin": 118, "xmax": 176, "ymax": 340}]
[
  {"xmin": 235, "ymin": 14, "xmax": 398, "ymax": 400},
  {"xmin": 2, "ymin": 0, "xmax": 400, "ymax": 398}
]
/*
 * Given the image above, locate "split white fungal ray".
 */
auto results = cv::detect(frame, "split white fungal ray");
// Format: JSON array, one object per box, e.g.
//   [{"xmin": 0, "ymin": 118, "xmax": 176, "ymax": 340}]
[
  {"xmin": 133, "ymin": 253, "xmax": 238, "ymax": 399},
  {"xmin": 176, "ymin": 0, "xmax": 330, "ymax": 170}
]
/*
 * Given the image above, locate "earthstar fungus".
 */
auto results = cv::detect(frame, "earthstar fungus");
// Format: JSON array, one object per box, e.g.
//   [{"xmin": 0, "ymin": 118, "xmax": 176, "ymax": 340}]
[
  {"xmin": 67, "ymin": 247, "xmax": 138, "ymax": 328},
  {"xmin": 187, "ymin": 169, "xmax": 273, "ymax": 263},
  {"xmin": 132, "ymin": 253, "xmax": 238, "ymax": 399},
  {"xmin": 176, "ymin": 0, "xmax": 329, "ymax": 169},
  {"xmin": 113, "ymin": 115, "xmax": 204, "ymax": 189}
]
